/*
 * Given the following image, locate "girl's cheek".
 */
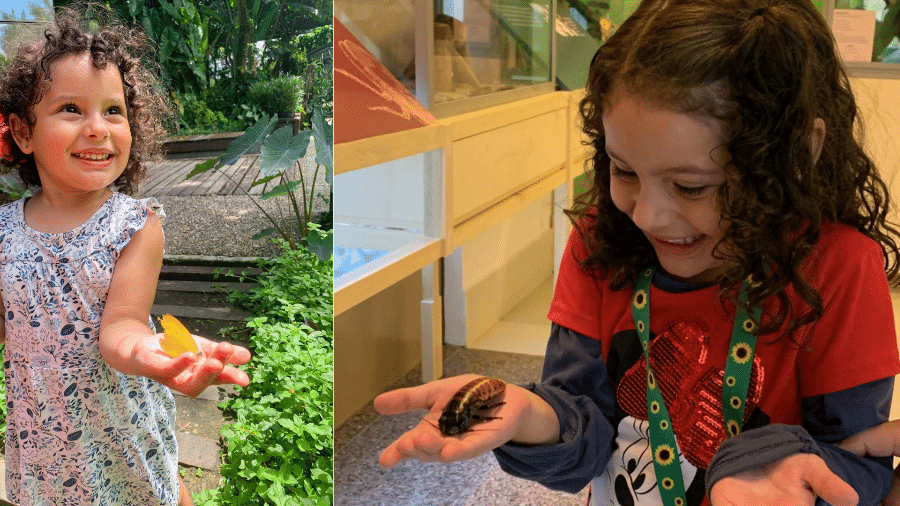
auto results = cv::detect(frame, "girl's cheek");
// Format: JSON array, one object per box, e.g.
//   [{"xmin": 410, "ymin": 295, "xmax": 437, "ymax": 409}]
[{"xmin": 609, "ymin": 180, "xmax": 633, "ymax": 216}]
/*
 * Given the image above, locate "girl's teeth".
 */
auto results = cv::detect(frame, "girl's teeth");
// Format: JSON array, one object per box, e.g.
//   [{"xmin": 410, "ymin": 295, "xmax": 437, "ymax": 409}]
[
  {"xmin": 75, "ymin": 153, "xmax": 110, "ymax": 160},
  {"xmin": 664, "ymin": 236, "xmax": 700, "ymax": 245}
]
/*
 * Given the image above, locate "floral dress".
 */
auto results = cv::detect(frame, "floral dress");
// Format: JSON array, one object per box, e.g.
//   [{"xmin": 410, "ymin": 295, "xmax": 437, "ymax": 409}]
[{"xmin": 0, "ymin": 193, "xmax": 179, "ymax": 506}]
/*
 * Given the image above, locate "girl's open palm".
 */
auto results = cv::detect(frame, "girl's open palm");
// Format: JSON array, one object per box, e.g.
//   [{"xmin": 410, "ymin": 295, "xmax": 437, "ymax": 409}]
[
  {"xmin": 131, "ymin": 333, "xmax": 251, "ymax": 397},
  {"xmin": 375, "ymin": 374, "xmax": 532, "ymax": 467},
  {"xmin": 710, "ymin": 453, "xmax": 858, "ymax": 506}
]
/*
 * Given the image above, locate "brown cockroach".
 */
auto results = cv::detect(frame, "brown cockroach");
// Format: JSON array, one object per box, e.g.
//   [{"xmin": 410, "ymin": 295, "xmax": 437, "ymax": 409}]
[{"xmin": 434, "ymin": 376, "xmax": 506, "ymax": 436}]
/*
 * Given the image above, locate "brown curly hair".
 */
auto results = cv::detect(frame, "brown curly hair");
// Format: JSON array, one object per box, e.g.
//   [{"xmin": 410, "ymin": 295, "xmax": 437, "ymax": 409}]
[
  {"xmin": 572, "ymin": 0, "xmax": 900, "ymax": 340},
  {"xmin": 0, "ymin": 6, "xmax": 171, "ymax": 195}
]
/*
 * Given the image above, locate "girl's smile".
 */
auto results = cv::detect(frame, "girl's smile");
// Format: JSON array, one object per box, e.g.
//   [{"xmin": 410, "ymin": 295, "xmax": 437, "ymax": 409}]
[{"xmin": 603, "ymin": 87, "xmax": 730, "ymax": 283}]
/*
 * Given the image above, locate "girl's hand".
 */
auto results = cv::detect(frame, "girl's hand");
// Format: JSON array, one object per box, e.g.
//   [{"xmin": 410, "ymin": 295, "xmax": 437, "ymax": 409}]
[
  {"xmin": 130, "ymin": 333, "xmax": 251, "ymax": 398},
  {"xmin": 374, "ymin": 374, "xmax": 559, "ymax": 468},
  {"xmin": 709, "ymin": 453, "xmax": 858, "ymax": 506},
  {"xmin": 839, "ymin": 420, "xmax": 900, "ymax": 506}
]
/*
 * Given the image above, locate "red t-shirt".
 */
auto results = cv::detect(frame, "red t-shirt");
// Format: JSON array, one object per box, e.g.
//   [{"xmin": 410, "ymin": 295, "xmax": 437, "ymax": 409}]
[{"xmin": 547, "ymin": 222, "xmax": 900, "ymax": 504}]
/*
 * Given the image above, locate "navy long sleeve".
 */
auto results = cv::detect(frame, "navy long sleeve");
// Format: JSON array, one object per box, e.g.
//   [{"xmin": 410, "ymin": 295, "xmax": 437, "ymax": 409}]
[{"xmin": 495, "ymin": 324, "xmax": 895, "ymax": 504}]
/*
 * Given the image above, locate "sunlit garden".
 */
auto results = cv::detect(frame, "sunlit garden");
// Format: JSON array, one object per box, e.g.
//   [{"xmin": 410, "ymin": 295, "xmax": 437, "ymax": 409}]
[{"xmin": 0, "ymin": 1, "xmax": 333, "ymax": 504}]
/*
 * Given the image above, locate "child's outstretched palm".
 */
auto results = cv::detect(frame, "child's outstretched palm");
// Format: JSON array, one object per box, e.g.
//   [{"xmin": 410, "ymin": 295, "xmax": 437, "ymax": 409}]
[
  {"xmin": 710, "ymin": 453, "xmax": 859, "ymax": 506},
  {"xmin": 132, "ymin": 333, "xmax": 251, "ymax": 398},
  {"xmin": 376, "ymin": 374, "xmax": 559, "ymax": 467}
]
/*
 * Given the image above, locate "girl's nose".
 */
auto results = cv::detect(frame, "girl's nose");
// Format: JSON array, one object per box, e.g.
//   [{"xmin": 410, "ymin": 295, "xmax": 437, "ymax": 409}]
[
  {"xmin": 630, "ymin": 186, "xmax": 674, "ymax": 232},
  {"xmin": 83, "ymin": 113, "xmax": 109, "ymax": 139}
]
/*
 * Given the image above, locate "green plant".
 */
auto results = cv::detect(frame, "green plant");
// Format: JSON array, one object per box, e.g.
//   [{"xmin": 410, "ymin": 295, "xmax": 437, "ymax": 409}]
[
  {"xmin": 174, "ymin": 93, "xmax": 233, "ymax": 134},
  {"xmin": 229, "ymin": 239, "xmax": 332, "ymax": 333},
  {"xmin": 186, "ymin": 106, "xmax": 333, "ymax": 260},
  {"xmin": 247, "ymin": 75, "xmax": 303, "ymax": 117},
  {"xmin": 194, "ymin": 243, "xmax": 333, "ymax": 506}
]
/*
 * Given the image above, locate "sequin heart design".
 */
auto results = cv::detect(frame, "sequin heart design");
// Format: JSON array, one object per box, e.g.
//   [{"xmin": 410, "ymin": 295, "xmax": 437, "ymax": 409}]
[{"xmin": 617, "ymin": 318, "xmax": 763, "ymax": 469}]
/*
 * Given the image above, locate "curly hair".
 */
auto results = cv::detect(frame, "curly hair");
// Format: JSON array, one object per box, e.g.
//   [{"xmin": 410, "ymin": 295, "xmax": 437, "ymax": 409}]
[
  {"xmin": 573, "ymin": 0, "xmax": 900, "ymax": 340},
  {"xmin": 0, "ymin": 6, "xmax": 171, "ymax": 195}
]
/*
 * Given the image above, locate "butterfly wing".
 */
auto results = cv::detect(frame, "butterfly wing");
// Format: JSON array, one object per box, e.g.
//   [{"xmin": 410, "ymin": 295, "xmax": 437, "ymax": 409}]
[{"xmin": 159, "ymin": 314, "xmax": 202, "ymax": 358}]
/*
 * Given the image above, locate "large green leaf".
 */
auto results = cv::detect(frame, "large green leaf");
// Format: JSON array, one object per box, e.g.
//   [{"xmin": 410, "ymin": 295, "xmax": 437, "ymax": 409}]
[
  {"xmin": 219, "ymin": 115, "xmax": 278, "ymax": 168},
  {"xmin": 260, "ymin": 180, "xmax": 304, "ymax": 200},
  {"xmin": 311, "ymin": 107, "xmax": 332, "ymax": 185},
  {"xmin": 185, "ymin": 157, "xmax": 217, "ymax": 180},
  {"xmin": 306, "ymin": 229, "xmax": 333, "ymax": 263},
  {"xmin": 260, "ymin": 126, "xmax": 311, "ymax": 177},
  {"xmin": 311, "ymin": 107, "xmax": 332, "ymax": 169}
]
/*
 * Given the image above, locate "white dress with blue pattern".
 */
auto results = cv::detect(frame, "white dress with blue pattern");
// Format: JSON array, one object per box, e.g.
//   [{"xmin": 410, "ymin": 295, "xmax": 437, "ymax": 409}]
[{"xmin": 0, "ymin": 193, "xmax": 179, "ymax": 505}]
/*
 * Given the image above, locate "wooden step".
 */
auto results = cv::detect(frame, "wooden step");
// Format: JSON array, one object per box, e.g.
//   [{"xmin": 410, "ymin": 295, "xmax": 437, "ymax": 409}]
[
  {"xmin": 151, "ymin": 304, "xmax": 251, "ymax": 322},
  {"xmin": 156, "ymin": 279, "xmax": 258, "ymax": 293},
  {"xmin": 159, "ymin": 265, "xmax": 262, "ymax": 282}
]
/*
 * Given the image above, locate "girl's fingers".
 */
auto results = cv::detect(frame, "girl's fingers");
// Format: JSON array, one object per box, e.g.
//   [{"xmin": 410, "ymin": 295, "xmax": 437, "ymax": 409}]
[
  {"xmin": 374, "ymin": 385, "xmax": 439, "ymax": 415},
  {"xmin": 214, "ymin": 365, "xmax": 250, "ymax": 387},
  {"xmin": 379, "ymin": 424, "xmax": 446, "ymax": 467},
  {"xmin": 375, "ymin": 374, "xmax": 482, "ymax": 415},
  {"xmin": 839, "ymin": 420, "xmax": 900, "ymax": 458},
  {"xmin": 802, "ymin": 455, "xmax": 859, "ymax": 506}
]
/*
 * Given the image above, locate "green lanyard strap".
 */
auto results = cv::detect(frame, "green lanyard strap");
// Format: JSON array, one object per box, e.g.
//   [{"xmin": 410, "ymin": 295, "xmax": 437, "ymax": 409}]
[{"xmin": 631, "ymin": 267, "xmax": 760, "ymax": 505}]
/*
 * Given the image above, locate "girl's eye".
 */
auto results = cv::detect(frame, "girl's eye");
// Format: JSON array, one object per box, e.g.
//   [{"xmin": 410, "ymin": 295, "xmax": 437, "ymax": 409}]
[
  {"xmin": 62, "ymin": 104, "xmax": 79, "ymax": 113},
  {"xmin": 107, "ymin": 106, "xmax": 124, "ymax": 115},
  {"xmin": 674, "ymin": 184, "xmax": 711, "ymax": 197},
  {"xmin": 611, "ymin": 165, "xmax": 638, "ymax": 181}
]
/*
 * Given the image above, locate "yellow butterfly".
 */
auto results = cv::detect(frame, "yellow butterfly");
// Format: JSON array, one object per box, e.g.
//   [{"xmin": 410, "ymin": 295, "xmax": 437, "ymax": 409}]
[{"xmin": 159, "ymin": 314, "xmax": 203, "ymax": 358}]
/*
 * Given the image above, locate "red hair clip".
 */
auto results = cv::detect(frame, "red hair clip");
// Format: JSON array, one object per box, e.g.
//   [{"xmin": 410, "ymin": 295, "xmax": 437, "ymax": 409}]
[{"xmin": 0, "ymin": 113, "xmax": 12, "ymax": 163}]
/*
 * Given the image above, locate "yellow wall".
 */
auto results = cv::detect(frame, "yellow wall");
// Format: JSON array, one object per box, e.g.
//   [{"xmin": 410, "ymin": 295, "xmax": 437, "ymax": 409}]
[
  {"xmin": 334, "ymin": 271, "xmax": 422, "ymax": 427},
  {"xmin": 850, "ymin": 77, "xmax": 900, "ymax": 222}
]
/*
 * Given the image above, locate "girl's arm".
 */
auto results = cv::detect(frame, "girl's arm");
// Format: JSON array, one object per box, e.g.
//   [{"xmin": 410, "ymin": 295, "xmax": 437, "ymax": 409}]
[
  {"xmin": 840, "ymin": 419, "xmax": 900, "ymax": 506},
  {"xmin": 492, "ymin": 324, "xmax": 618, "ymax": 493},
  {"xmin": 99, "ymin": 211, "xmax": 250, "ymax": 397},
  {"xmin": 707, "ymin": 378, "xmax": 895, "ymax": 505}
]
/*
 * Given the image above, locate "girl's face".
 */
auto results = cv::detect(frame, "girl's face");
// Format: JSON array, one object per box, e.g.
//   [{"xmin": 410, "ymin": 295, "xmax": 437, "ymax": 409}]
[
  {"xmin": 11, "ymin": 51, "xmax": 131, "ymax": 196},
  {"xmin": 603, "ymin": 88, "xmax": 730, "ymax": 283}
]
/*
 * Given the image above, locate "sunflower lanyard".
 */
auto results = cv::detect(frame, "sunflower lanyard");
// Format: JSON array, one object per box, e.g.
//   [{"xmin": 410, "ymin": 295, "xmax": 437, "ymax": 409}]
[{"xmin": 631, "ymin": 266, "xmax": 760, "ymax": 505}]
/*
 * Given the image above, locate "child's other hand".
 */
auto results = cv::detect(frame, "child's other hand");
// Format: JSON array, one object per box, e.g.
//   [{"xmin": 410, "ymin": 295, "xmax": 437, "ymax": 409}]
[
  {"xmin": 135, "ymin": 333, "xmax": 251, "ymax": 397},
  {"xmin": 839, "ymin": 420, "xmax": 900, "ymax": 506},
  {"xmin": 374, "ymin": 374, "xmax": 557, "ymax": 468},
  {"xmin": 709, "ymin": 453, "xmax": 858, "ymax": 506}
]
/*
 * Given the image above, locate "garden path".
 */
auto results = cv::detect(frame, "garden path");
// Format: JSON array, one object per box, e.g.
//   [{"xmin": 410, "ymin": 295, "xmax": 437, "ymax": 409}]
[{"xmin": 140, "ymin": 152, "xmax": 274, "ymax": 197}]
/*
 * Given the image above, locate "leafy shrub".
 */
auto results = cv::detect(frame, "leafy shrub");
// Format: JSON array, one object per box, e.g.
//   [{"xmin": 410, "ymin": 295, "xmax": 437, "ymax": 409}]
[
  {"xmin": 197, "ymin": 241, "xmax": 333, "ymax": 506},
  {"xmin": 247, "ymin": 75, "xmax": 304, "ymax": 117},
  {"xmin": 228, "ymin": 239, "xmax": 332, "ymax": 335},
  {"xmin": 173, "ymin": 93, "xmax": 241, "ymax": 135}
]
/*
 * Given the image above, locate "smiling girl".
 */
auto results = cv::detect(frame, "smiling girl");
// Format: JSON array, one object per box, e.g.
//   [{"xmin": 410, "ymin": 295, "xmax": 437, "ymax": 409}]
[
  {"xmin": 0, "ymin": 9, "xmax": 251, "ymax": 506},
  {"xmin": 374, "ymin": 0, "xmax": 900, "ymax": 504}
]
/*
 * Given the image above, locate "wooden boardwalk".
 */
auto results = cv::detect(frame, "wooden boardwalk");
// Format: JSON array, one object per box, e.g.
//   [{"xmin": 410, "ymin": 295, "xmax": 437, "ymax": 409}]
[{"xmin": 138, "ymin": 153, "xmax": 280, "ymax": 198}]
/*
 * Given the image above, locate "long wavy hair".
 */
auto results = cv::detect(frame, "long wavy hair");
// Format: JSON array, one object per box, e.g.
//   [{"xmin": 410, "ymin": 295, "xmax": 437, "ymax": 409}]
[
  {"xmin": 573, "ymin": 0, "xmax": 900, "ymax": 340},
  {"xmin": 0, "ymin": 6, "xmax": 171, "ymax": 195}
]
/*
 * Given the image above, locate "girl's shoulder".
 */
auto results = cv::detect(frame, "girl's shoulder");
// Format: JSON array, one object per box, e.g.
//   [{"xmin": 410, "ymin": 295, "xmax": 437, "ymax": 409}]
[
  {"xmin": 814, "ymin": 222, "xmax": 881, "ymax": 258},
  {"xmin": 0, "ymin": 197, "xmax": 24, "ymax": 221},
  {"xmin": 106, "ymin": 192, "xmax": 164, "ymax": 220},
  {"xmin": 803, "ymin": 222, "xmax": 884, "ymax": 279}
]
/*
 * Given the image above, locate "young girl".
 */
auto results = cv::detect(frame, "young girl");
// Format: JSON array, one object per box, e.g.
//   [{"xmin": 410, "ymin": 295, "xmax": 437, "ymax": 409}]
[
  {"xmin": 0, "ymin": 9, "xmax": 251, "ymax": 506},
  {"xmin": 375, "ymin": 0, "xmax": 900, "ymax": 504}
]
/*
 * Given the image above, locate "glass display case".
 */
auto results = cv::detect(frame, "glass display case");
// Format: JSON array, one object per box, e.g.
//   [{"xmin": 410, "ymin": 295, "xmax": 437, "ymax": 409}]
[
  {"xmin": 334, "ymin": 150, "xmax": 443, "ymax": 314},
  {"xmin": 337, "ymin": 0, "xmax": 612, "ymax": 116}
]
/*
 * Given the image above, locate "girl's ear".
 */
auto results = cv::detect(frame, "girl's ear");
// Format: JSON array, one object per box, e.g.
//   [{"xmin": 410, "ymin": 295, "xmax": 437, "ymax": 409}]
[
  {"xmin": 810, "ymin": 117, "xmax": 826, "ymax": 166},
  {"xmin": 8, "ymin": 113, "xmax": 32, "ymax": 155}
]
